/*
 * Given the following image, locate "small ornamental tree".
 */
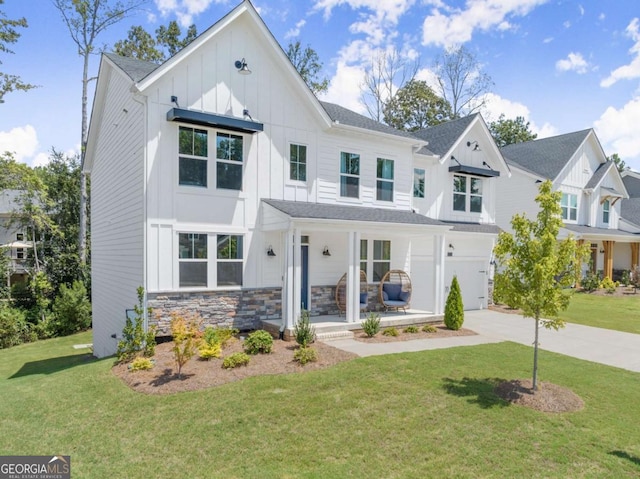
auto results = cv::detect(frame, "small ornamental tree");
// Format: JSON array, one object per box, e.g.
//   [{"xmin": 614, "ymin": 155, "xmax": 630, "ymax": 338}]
[
  {"xmin": 493, "ymin": 181, "xmax": 589, "ymax": 391},
  {"xmin": 170, "ymin": 312, "xmax": 202, "ymax": 378},
  {"xmin": 444, "ymin": 275, "xmax": 464, "ymax": 330}
]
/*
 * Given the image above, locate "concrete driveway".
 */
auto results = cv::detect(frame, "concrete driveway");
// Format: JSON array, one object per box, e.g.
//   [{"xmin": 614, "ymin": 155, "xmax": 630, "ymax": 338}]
[{"xmin": 326, "ymin": 309, "xmax": 640, "ymax": 373}]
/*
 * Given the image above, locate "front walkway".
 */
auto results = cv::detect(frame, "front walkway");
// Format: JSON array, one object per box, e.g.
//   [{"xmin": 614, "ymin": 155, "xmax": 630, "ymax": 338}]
[{"xmin": 325, "ymin": 309, "xmax": 640, "ymax": 373}]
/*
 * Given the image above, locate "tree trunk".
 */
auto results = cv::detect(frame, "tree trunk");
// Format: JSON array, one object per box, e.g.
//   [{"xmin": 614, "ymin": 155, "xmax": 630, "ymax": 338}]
[
  {"xmin": 79, "ymin": 49, "xmax": 89, "ymax": 264},
  {"xmin": 532, "ymin": 314, "xmax": 540, "ymax": 391}
]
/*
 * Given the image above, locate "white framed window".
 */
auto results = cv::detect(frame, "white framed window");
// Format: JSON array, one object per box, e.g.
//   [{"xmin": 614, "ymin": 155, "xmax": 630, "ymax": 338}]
[
  {"xmin": 216, "ymin": 234, "xmax": 243, "ymax": 286},
  {"xmin": 290, "ymin": 144, "xmax": 307, "ymax": 182},
  {"xmin": 561, "ymin": 193, "xmax": 578, "ymax": 221},
  {"xmin": 376, "ymin": 158, "xmax": 394, "ymax": 202},
  {"xmin": 216, "ymin": 132, "xmax": 243, "ymax": 190},
  {"xmin": 413, "ymin": 168, "xmax": 425, "ymax": 198},
  {"xmin": 340, "ymin": 152, "xmax": 360, "ymax": 198},
  {"xmin": 178, "ymin": 127, "xmax": 208, "ymax": 187},
  {"xmin": 373, "ymin": 240, "xmax": 390, "ymax": 282},
  {"xmin": 178, "ymin": 233, "xmax": 208, "ymax": 287},
  {"xmin": 360, "ymin": 239, "xmax": 368, "ymax": 276},
  {"xmin": 602, "ymin": 199, "xmax": 610, "ymax": 224},
  {"xmin": 453, "ymin": 175, "xmax": 483, "ymax": 213}
]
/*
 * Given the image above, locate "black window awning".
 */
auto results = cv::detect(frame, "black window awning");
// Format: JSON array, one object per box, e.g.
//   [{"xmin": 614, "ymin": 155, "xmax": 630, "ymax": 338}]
[
  {"xmin": 166, "ymin": 107, "xmax": 263, "ymax": 134},
  {"xmin": 448, "ymin": 164, "xmax": 500, "ymax": 178}
]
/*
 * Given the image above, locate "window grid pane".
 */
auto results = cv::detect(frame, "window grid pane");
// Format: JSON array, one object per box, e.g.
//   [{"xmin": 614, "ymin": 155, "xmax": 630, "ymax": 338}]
[
  {"xmin": 413, "ymin": 168, "xmax": 425, "ymax": 198},
  {"xmin": 290, "ymin": 144, "xmax": 307, "ymax": 181}
]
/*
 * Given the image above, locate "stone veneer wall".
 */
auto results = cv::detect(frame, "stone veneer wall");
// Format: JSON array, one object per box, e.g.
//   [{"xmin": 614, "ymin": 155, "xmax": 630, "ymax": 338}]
[
  {"xmin": 148, "ymin": 288, "xmax": 281, "ymax": 336},
  {"xmin": 487, "ymin": 279, "xmax": 494, "ymax": 306}
]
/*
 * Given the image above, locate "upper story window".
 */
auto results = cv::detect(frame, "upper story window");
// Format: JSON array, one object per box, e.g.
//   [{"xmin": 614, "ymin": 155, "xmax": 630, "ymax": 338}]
[
  {"xmin": 290, "ymin": 144, "xmax": 307, "ymax": 182},
  {"xmin": 602, "ymin": 199, "xmax": 610, "ymax": 224},
  {"xmin": 376, "ymin": 158, "xmax": 394, "ymax": 202},
  {"xmin": 561, "ymin": 193, "xmax": 577, "ymax": 221},
  {"xmin": 216, "ymin": 133, "xmax": 243, "ymax": 190},
  {"xmin": 340, "ymin": 152, "xmax": 360, "ymax": 198},
  {"xmin": 179, "ymin": 127, "xmax": 208, "ymax": 187},
  {"xmin": 453, "ymin": 175, "xmax": 482, "ymax": 213},
  {"xmin": 413, "ymin": 168, "xmax": 425, "ymax": 198},
  {"xmin": 217, "ymin": 234, "xmax": 243, "ymax": 286},
  {"xmin": 373, "ymin": 240, "xmax": 390, "ymax": 282},
  {"xmin": 178, "ymin": 233, "xmax": 208, "ymax": 287},
  {"xmin": 16, "ymin": 233, "xmax": 24, "ymax": 241}
]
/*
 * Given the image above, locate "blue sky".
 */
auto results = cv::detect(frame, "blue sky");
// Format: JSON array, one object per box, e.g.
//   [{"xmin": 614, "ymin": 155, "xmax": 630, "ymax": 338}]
[{"xmin": 3, "ymin": 0, "xmax": 640, "ymax": 169}]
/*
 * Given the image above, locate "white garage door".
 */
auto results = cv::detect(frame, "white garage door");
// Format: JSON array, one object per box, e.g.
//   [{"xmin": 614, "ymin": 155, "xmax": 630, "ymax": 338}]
[{"xmin": 445, "ymin": 260, "xmax": 487, "ymax": 310}]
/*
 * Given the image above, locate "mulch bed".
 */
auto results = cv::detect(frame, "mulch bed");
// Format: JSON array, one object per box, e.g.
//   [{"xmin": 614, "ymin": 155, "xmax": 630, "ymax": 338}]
[
  {"xmin": 112, "ymin": 339, "xmax": 358, "ymax": 395},
  {"xmin": 353, "ymin": 323, "xmax": 476, "ymax": 342},
  {"xmin": 494, "ymin": 379, "xmax": 584, "ymax": 413}
]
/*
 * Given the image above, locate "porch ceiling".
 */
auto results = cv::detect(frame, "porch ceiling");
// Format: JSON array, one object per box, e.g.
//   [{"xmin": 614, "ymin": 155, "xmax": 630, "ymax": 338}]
[{"xmin": 562, "ymin": 224, "xmax": 640, "ymax": 242}]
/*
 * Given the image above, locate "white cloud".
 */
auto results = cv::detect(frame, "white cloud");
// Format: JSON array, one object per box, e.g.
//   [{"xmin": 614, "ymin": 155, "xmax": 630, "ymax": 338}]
[
  {"xmin": 563, "ymin": 20, "xmax": 571, "ymax": 29},
  {"xmin": 0, "ymin": 125, "xmax": 39, "ymax": 164},
  {"xmin": 421, "ymin": 0, "xmax": 549, "ymax": 48},
  {"xmin": 321, "ymin": 60, "xmax": 367, "ymax": 114},
  {"xmin": 543, "ymin": 36, "xmax": 553, "ymax": 43},
  {"xmin": 601, "ymin": 18, "xmax": 640, "ymax": 88},
  {"xmin": 555, "ymin": 52, "xmax": 590, "ymax": 74},
  {"xmin": 594, "ymin": 97, "xmax": 640, "ymax": 164},
  {"xmin": 480, "ymin": 93, "xmax": 557, "ymax": 138},
  {"xmin": 154, "ymin": 0, "xmax": 225, "ymax": 27},
  {"xmin": 598, "ymin": 12, "xmax": 605, "ymax": 21},
  {"xmin": 285, "ymin": 19, "xmax": 306, "ymax": 39},
  {"xmin": 578, "ymin": 4, "xmax": 584, "ymax": 16}
]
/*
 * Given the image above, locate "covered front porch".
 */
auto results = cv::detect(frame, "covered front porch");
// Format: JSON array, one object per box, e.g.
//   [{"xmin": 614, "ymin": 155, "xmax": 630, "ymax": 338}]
[{"xmin": 262, "ymin": 308, "xmax": 443, "ymax": 341}]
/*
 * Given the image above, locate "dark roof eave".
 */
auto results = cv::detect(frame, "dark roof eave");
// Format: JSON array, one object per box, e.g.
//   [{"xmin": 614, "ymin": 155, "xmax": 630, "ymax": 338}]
[{"xmin": 167, "ymin": 107, "xmax": 264, "ymax": 134}]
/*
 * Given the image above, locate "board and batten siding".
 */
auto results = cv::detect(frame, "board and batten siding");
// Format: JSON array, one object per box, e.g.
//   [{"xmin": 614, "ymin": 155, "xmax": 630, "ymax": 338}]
[
  {"xmin": 90, "ymin": 67, "xmax": 145, "ymax": 358},
  {"xmin": 494, "ymin": 168, "xmax": 541, "ymax": 234}
]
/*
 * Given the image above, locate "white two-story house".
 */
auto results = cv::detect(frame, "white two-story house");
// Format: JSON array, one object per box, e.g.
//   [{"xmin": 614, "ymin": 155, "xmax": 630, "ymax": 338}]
[
  {"xmin": 85, "ymin": 0, "xmax": 509, "ymax": 357},
  {"xmin": 0, "ymin": 190, "xmax": 30, "ymax": 287},
  {"xmin": 495, "ymin": 129, "xmax": 636, "ymax": 280}
]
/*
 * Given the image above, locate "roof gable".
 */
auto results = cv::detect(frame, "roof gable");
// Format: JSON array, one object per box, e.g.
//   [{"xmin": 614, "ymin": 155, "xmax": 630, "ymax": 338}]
[
  {"xmin": 622, "ymin": 172, "xmax": 640, "ymax": 198},
  {"xmin": 103, "ymin": 53, "xmax": 159, "ymax": 82},
  {"xmin": 413, "ymin": 114, "xmax": 478, "ymax": 157},
  {"xmin": 500, "ymin": 129, "xmax": 592, "ymax": 180}
]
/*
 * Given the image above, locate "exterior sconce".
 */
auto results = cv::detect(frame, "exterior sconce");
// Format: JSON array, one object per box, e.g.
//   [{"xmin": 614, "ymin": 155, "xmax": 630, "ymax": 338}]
[
  {"xmin": 235, "ymin": 58, "xmax": 251, "ymax": 75},
  {"xmin": 467, "ymin": 140, "xmax": 480, "ymax": 151},
  {"xmin": 267, "ymin": 245, "xmax": 276, "ymax": 257},
  {"xmin": 600, "ymin": 248, "xmax": 605, "ymax": 254},
  {"xmin": 322, "ymin": 246, "xmax": 331, "ymax": 257},
  {"xmin": 448, "ymin": 243, "xmax": 454, "ymax": 257}
]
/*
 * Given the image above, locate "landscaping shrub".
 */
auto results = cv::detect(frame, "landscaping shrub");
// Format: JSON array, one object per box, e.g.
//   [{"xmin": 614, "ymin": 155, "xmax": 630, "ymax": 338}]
[
  {"xmin": 198, "ymin": 341, "xmax": 222, "ymax": 360},
  {"xmin": 0, "ymin": 305, "xmax": 34, "ymax": 349},
  {"xmin": 382, "ymin": 327, "xmax": 399, "ymax": 337},
  {"xmin": 422, "ymin": 324, "xmax": 437, "ymax": 333},
  {"xmin": 293, "ymin": 346, "xmax": 318, "ymax": 365},
  {"xmin": 581, "ymin": 270, "xmax": 601, "ymax": 292},
  {"xmin": 444, "ymin": 275, "xmax": 464, "ymax": 330},
  {"xmin": 222, "ymin": 352, "xmax": 250, "ymax": 369},
  {"xmin": 170, "ymin": 312, "xmax": 202, "ymax": 377},
  {"xmin": 621, "ymin": 270, "xmax": 631, "ymax": 287},
  {"xmin": 116, "ymin": 287, "xmax": 157, "ymax": 362},
  {"xmin": 361, "ymin": 312, "xmax": 381, "ymax": 337},
  {"xmin": 294, "ymin": 310, "xmax": 315, "ymax": 347},
  {"xmin": 600, "ymin": 277, "xmax": 618, "ymax": 294},
  {"xmin": 203, "ymin": 326, "xmax": 238, "ymax": 347},
  {"xmin": 244, "ymin": 330, "xmax": 273, "ymax": 354},
  {"xmin": 51, "ymin": 280, "xmax": 92, "ymax": 335},
  {"xmin": 404, "ymin": 325, "xmax": 419, "ymax": 333},
  {"xmin": 129, "ymin": 357, "xmax": 154, "ymax": 371}
]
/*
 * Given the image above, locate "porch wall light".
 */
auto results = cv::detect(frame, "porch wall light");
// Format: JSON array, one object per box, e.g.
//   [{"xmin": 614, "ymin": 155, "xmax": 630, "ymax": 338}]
[
  {"xmin": 266, "ymin": 245, "xmax": 276, "ymax": 257},
  {"xmin": 235, "ymin": 58, "xmax": 251, "ymax": 75},
  {"xmin": 322, "ymin": 246, "xmax": 331, "ymax": 257},
  {"xmin": 467, "ymin": 140, "xmax": 481, "ymax": 151}
]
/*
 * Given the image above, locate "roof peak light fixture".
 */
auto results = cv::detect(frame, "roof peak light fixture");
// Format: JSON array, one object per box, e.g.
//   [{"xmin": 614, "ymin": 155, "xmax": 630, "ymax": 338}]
[
  {"xmin": 467, "ymin": 140, "xmax": 480, "ymax": 151},
  {"xmin": 235, "ymin": 58, "xmax": 251, "ymax": 75}
]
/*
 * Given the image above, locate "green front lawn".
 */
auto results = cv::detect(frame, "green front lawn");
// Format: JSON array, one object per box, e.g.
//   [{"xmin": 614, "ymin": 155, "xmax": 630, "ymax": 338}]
[
  {"xmin": 2, "ymin": 332, "xmax": 640, "ymax": 478},
  {"xmin": 560, "ymin": 292, "xmax": 640, "ymax": 334}
]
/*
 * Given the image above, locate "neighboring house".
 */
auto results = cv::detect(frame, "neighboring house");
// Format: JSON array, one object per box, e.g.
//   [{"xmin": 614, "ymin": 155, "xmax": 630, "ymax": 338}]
[
  {"xmin": 620, "ymin": 170, "xmax": 640, "ymax": 246},
  {"xmin": 0, "ymin": 190, "xmax": 30, "ymax": 286},
  {"xmin": 84, "ymin": 0, "xmax": 510, "ymax": 358},
  {"xmin": 495, "ymin": 129, "xmax": 635, "ymax": 280}
]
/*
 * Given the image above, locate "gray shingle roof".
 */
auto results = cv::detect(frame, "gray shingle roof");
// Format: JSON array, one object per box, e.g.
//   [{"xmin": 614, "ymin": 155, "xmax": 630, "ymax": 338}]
[
  {"xmin": 412, "ymin": 114, "xmax": 478, "ymax": 157},
  {"xmin": 501, "ymin": 129, "xmax": 592, "ymax": 180},
  {"xmin": 319, "ymin": 101, "xmax": 420, "ymax": 141},
  {"xmin": 263, "ymin": 199, "xmax": 445, "ymax": 226},
  {"xmin": 104, "ymin": 52, "xmax": 160, "ymax": 82},
  {"xmin": 622, "ymin": 174, "xmax": 640, "ymax": 198},
  {"xmin": 585, "ymin": 161, "xmax": 614, "ymax": 189},
  {"xmin": 562, "ymin": 224, "xmax": 638, "ymax": 238},
  {"xmin": 621, "ymin": 198, "xmax": 640, "ymax": 228},
  {"xmin": 442, "ymin": 221, "xmax": 501, "ymax": 234}
]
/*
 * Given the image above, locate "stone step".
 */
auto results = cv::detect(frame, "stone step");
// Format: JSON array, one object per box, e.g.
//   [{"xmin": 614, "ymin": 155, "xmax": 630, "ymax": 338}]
[{"xmin": 316, "ymin": 330, "xmax": 355, "ymax": 341}]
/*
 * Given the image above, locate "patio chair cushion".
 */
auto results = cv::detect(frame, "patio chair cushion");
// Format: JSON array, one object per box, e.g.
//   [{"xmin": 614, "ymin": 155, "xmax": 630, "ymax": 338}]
[
  {"xmin": 399, "ymin": 290, "xmax": 410, "ymax": 302},
  {"xmin": 382, "ymin": 291, "xmax": 389, "ymax": 301},
  {"xmin": 384, "ymin": 300, "xmax": 407, "ymax": 307},
  {"xmin": 383, "ymin": 283, "xmax": 402, "ymax": 301},
  {"xmin": 360, "ymin": 292, "xmax": 368, "ymax": 304}
]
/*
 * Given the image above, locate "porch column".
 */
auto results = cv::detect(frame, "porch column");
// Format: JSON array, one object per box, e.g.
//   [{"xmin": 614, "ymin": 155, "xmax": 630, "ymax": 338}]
[
  {"xmin": 281, "ymin": 229, "xmax": 295, "ymax": 332},
  {"xmin": 346, "ymin": 231, "xmax": 360, "ymax": 323},
  {"xmin": 433, "ymin": 234, "xmax": 446, "ymax": 315},
  {"xmin": 603, "ymin": 240, "xmax": 614, "ymax": 280},
  {"xmin": 631, "ymin": 243, "xmax": 639, "ymax": 271},
  {"xmin": 293, "ymin": 228, "xmax": 302, "ymax": 324},
  {"xmin": 576, "ymin": 240, "xmax": 584, "ymax": 287}
]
